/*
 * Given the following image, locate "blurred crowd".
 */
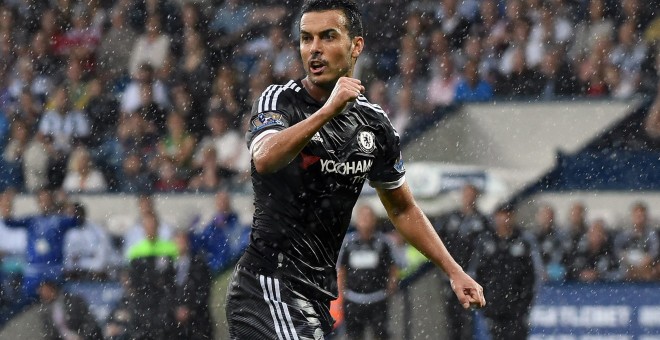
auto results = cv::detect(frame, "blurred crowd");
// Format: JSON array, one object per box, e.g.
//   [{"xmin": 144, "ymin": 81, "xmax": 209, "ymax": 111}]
[
  {"xmin": 0, "ymin": 0, "xmax": 657, "ymax": 193},
  {"xmin": 0, "ymin": 189, "xmax": 249, "ymax": 339}
]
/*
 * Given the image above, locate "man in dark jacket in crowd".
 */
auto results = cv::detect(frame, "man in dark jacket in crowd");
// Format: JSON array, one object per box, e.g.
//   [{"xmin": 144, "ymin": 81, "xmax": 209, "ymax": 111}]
[
  {"xmin": 173, "ymin": 231, "xmax": 213, "ymax": 340},
  {"xmin": 126, "ymin": 212, "xmax": 178, "ymax": 340},
  {"xmin": 470, "ymin": 205, "xmax": 540, "ymax": 340},
  {"xmin": 433, "ymin": 184, "xmax": 490, "ymax": 340}
]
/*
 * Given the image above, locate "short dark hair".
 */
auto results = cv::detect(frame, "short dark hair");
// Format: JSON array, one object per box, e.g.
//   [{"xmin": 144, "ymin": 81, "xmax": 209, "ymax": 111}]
[{"xmin": 301, "ymin": 0, "xmax": 363, "ymax": 38}]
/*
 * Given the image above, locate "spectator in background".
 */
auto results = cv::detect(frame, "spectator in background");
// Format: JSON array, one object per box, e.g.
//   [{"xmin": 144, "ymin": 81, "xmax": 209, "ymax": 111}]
[
  {"xmin": 61, "ymin": 8, "xmax": 101, "ymax": 71},
  {"xmin": 11, "ymin": 89, "xmax": 43, "ymax": 133},
  {"xmin": 126, "ymin": 212, "xmax": 178, "ymax": 340},
  {"xmin": 38, "ymin": 85, "xmax": 91, "ymax": 188},
  {"xmin": 614, "ymin": 202, "xmax": 659, "ymax": 281},
  {"xmin": 8, "ymin": 56, "xmax": 52, "ymax": 107},
  {"xmin": 170, "ymin": 85, "xmax": 204, "ymax": 140},
  {"xmin": 610, "ymin": 20, "xmax": 648, "ymax": 98},
  {"xmin": 434, "ymin": 0, "xmax": 473, "ymax": 50},
  {"xmin": 176, "ymin": 30, "xmax": 211, "ymax": 110},
  {"xmin": 62, "ymin": 146, "xmax": 107, "ymax": 193},
  {"xmin": 173, "ymin": 231, "xmax": 213, "ymax": 340},
  {"xmin": 128, "ymin": 16, "xmax": 171, "ymax": 76},
  {"xmin": 570, "ymin": 218, "xmax": 621, "ymax": 282},
  {"xmin": 266, "ymin": 25, "xmax": 299, "ymax": 83},
  {"xmin": 578, "ymin": 38, "xmax": 616, "ymax": 97},
  {"xmin": 155, "ymin": 111, "xmax": 196, "ymax": 183},
  {"xmin": 98, "ymin": 110, "xmax": 157, "ymax": 186},
  {"xmin": 527, "ymin": 1, "xmax": 573, "ymax": 67},
  {"xmin": 22, "ymin": 134, "xmax": 51, "ymax": 193},
  {"xmin": 118, "ymin": 153, "xmax": 153, "ymax": 194},
  {"xmin": 127, "ymin": 0, "xmax": 181, "ymax": 37},
  {"xmin": 338, "ymin": 204, "xmax": 398, "ymax": 340},
  {"xmin": 63, "ymin": 202, "xmax": 117, "ymax": 281},
  {"xmin": 566, "ymin": 202, "xmax": 589, "ymax": 262},
  {"xmin": 191, "ymin": 190, "xmax": 248, "ymax": 274},
  {"xmin": 153, "ymin": 158, "xmax": 187, "ymax": 192},
  {"xmin": 0, "ymin": 189, "xmax": 80, "ymax": 300},
  {"xmin": 122, "ymin": 194, "xmax": 174, "ymax": 258},
  {"xmin": 97, "ymin": 6, "xmax": 137, "ymax": 79},
  {"xmin": 433, "ymin": 184, "xmax": 490, "ymax": 340},
  {"xmin": 531, "ymin": 204, "xmax": 569, "ymax": 282},
  {"xmin": 538, "ymin": 47, "xmax": 582, "ymax": 99},
  {"xmin": 471, "ymin": 206, "xmax": 539, "ymax": 340},
  {"xmin": 84, "ymin": 78, "xmax": 119, "ymax": 148},
  {"xmin": 209, "ymin": 0, "xmax": 253, "ymax": 40},
  {"xmin": 38, "ymin": 280, "xmax": 103, "ymax": 340},
  {"xmin": 495, "ymin": 46, "xmax": 543, "ymax": 99},
  {"xmin": 427, "ymin": 53, "xmax": 459, "ymax": 109},
  {"xmin": 38, "ymin": 85, "xmax": 90, "ymax": 153},
  {"xmin": 570, "ymin": 0, "xmax": 615, "ymax": 61},
  {"xmin": 0, "ymin": 189, "xmax": 27, "ymax": 304},
  {"xmin": 120, "ymin": 63, "xmax": 169, "ymax": 117},
  {"xmin": 454, "ymin": 59, "xmax": 494, "ymax": 102},
  {"xmin": 193, "ymin": 112, "xmax": 243, "ymax": 180},
  {"xmin": 188, "ymin": 145, "xmax": 222, "ymax": 192},
  {"xmin": 2, "ymin": 119, "xmax": 29, "ymax": 189},
  {"xmin": 207, "ymin": 66, "xmax": 242, "ymax": 126}
]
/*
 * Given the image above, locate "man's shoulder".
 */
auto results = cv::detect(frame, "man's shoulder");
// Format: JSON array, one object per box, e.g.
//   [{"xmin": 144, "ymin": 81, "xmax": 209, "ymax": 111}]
[
  {"xmin": 254, "ymin": 80, "xmax": 304, "ymax": 110},
  {"xmin": 354, "ymin": 95, "xmax": 388, "ymax": 119}
]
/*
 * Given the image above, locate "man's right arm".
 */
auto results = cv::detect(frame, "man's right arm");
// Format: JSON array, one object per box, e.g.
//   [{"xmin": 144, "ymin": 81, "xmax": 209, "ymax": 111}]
[
  {"xmin": 252, "ymin": 106, "xmax": 335, "ymax": 174},
  {"xmin": 252, "ymin": 77, "xmax": 364, "ymax": 174}
]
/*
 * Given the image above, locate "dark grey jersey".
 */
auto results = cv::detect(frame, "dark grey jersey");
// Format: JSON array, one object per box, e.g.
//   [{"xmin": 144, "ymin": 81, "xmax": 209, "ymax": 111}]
[{"xmin": 241, "ymin": 79, "xmax": 405, "ymax": 300}]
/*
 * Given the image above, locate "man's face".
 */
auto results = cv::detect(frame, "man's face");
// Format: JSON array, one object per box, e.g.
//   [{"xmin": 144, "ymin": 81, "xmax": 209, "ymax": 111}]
[
  {"xmin": 299, "ymin": 10, "xmax": 361, "ymax": 89},
  {"xmin": 632, "ymin": 207, "xmax": 647, "ymax": 228},
  {"xmin": 355, "ymin": 206, "xmax": 376, "ymax": 237},
  {"xmin": 462, "ymin": 186, "xmax": 478, "ymax": 210}
]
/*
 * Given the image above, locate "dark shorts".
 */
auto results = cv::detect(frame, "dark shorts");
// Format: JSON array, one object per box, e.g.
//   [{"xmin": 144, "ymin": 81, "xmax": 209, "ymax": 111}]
[
  {"xmin": 226, "ymin": 264, "xmax": 334, "ymax": 340},
  {"xmin": 344, "ymin": 299, "xmax": 390, "ymax": 339}
]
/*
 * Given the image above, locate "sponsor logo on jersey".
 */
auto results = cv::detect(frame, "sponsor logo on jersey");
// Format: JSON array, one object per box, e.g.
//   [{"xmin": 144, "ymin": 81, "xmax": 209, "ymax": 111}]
[
  {"xmin": 357, "ymin": 130, "xmax": 376, "ymax": 153},
  {"xmin": 320, "ymin": 159, "xmax": 373, "ymax": 175},
  {"xmin": 251, "ymin": 112, "xmax": 285, "ymax": 131}
]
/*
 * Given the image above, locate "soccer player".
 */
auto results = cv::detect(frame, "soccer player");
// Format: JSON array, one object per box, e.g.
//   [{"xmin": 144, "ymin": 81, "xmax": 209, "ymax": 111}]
[{"xmin": 225, "ymin": 1, "xmax": 486, "ymax": 339}]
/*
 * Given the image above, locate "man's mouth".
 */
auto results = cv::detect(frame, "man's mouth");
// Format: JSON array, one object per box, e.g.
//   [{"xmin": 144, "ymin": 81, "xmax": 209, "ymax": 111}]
[{"xmin": 309, "ymin": 60, "xmax": 326, "ymax": 74}]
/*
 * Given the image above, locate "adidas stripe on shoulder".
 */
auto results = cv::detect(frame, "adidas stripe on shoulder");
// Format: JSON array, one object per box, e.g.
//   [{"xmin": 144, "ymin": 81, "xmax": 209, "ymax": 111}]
[{"xmin": 256, "ymin": 80, "xmax": 301, "ymax": 113}]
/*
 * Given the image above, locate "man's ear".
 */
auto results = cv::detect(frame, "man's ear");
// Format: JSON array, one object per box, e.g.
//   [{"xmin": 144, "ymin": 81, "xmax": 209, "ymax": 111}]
[{"xmin": 351, "ymin": 36, "xmax": 364, "ymax": 59}]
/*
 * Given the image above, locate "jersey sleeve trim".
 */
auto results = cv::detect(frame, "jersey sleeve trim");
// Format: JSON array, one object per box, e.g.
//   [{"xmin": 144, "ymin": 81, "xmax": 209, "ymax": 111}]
[
  {"xmin": 249, "ymin": 129, "xmax": 279, "ymax": 155},
  {"xmin": 369, "ymin": 176, "xmax": 406, "ymax": 190},
  {"xmin": 256, "ymin": 80, "xmax": 300, "ymax": 114}
]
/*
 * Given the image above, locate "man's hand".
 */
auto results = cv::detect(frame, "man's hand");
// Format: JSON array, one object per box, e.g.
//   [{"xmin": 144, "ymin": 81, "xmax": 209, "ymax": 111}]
[
  {"xmin": 322, "ymin": 77, "xmax": 365, "ymax": 117},
  {"xmin": 450, "ymin": 271, "xmax": 486, "ymax": 309}
]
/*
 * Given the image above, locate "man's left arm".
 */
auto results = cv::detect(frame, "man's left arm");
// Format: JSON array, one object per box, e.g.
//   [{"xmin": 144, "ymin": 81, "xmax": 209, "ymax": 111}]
[{"xmin": 377, "ymin": 183, "xmax": 486, "ymax": 309}]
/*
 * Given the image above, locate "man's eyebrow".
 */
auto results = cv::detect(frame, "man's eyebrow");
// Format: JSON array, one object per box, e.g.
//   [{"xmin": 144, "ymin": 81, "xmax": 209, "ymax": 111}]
[{"xmin": 300, "ymin": 28, "xmax": 341, "ymax": 36}]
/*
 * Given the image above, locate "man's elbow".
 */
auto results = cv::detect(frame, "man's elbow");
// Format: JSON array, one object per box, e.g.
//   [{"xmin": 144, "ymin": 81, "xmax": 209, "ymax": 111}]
[{"xmin": 253, "ymin": 155, "xmax": 276, "ymax": 174}]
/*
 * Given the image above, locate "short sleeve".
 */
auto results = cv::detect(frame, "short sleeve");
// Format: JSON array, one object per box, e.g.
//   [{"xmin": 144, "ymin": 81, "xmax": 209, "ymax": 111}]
[
  {"xmin": 245, "ymin": 82, "xmax": 298, "ymax": 154},
  {"xmin": 368, "ymin": 126, "xmax": 406, "ymax": 190}
]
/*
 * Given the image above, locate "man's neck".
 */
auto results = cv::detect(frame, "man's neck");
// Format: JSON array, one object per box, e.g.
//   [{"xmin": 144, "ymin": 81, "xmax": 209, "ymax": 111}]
[{"xmin": 301, "ymin": 77, "xmax": 333, "ymax": 103}]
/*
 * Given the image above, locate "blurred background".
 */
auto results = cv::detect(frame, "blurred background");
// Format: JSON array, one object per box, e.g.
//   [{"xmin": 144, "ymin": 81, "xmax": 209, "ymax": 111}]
[{"xmin": 0, "ymin": 0, "xmax": 658, "ymax": 339}]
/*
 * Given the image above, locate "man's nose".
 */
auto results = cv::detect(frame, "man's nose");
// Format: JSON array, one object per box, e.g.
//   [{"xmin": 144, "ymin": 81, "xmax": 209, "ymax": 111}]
[{"xmin": 310, "ymin": 37, "xmax": 322, "ymax": 54}]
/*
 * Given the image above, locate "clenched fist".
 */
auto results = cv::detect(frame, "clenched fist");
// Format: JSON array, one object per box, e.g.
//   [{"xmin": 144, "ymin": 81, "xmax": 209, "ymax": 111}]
[{"xmin": 322, "ymin": 77, "xmax": 365, "ymax": 117}]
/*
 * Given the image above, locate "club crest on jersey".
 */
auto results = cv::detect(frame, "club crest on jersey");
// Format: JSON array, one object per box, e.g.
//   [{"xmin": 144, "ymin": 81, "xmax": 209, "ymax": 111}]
[
  {"xmin": 357, "ymin": 130, "xmax": 376, "ymax": 153},
  {"xmin": 251, "ymin": 112, "xmax": 284, "ymax": 131}
]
